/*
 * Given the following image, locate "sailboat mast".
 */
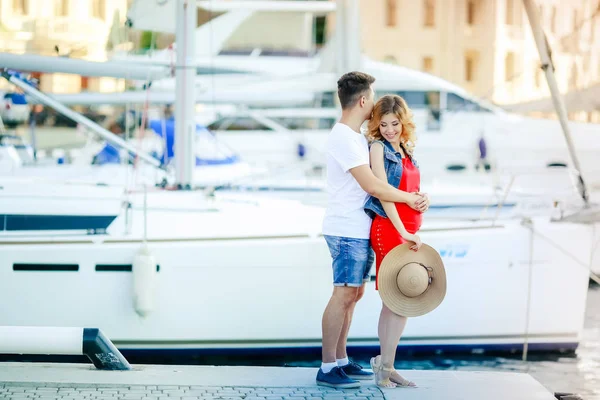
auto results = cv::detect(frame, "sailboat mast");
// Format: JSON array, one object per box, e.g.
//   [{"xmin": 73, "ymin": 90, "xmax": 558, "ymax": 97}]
[
  {"xmin": 174, "ymin": 0, "xmax": 197, "ymax": 189},
  {"xmin": 522, "ymin": 0, "xmax": 589, "ymax": 206},
  {"xmin": 335, "ymin": 0, "xmax": 361, "ymax": 75}
]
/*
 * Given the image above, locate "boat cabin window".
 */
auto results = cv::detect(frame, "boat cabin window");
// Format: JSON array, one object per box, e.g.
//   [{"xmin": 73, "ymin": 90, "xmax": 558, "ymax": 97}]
[
  {"xmin": 195, "ymin": 67, "xmax": 249, "ymax": 75},
  {"xmin": 446, "ymin": 93, "xmax": 491, "ymax": 112},
  {"xmin": 316, "ymin": 91, "xmax": 336, "ymax": 108},
  {"xmin": 375, "ymin": 90, "xmax": 442, "ymax": 131},
  {"xmin": 272, "ymin": 117, "xmax": 336, "ymax": 130},
  {"xmin": 207, "ymin": 117, "xmax": 274, "ymax": 131},
  {"xmin": 375, "ymin": 90, "xmax": 440, "ymax": 110},
  {"xmin": 0, "ymin": 135, "xmax": 25, "ymax": 146}
]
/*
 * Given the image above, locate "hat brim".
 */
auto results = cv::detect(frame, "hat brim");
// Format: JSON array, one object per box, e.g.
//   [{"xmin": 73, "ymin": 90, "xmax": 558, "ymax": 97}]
[{"xmin": 378, "ymin": 243, "xmax": 446, "ymax": 317}]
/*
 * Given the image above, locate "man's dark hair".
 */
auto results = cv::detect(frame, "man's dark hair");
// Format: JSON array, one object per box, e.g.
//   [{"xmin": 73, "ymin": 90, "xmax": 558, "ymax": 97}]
[{"xmin": 337, "ymin": 71, "xmax": 376, "ymax": 110}]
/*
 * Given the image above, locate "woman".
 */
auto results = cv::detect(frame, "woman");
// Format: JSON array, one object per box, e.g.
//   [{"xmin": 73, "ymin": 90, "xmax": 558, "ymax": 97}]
[{"xmin": 364, "ymin": 94, "xmax": 423, "ymax": 388}]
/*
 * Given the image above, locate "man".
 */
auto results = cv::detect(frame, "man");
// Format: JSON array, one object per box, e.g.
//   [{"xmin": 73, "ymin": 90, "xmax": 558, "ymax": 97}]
[{"xmin": 317, "ymin": 72, "xmax": 429, "ymax": 388}]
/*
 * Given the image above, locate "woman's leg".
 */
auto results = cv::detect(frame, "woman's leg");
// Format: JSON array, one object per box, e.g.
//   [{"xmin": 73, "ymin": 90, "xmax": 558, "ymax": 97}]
[
  {"xmin": 378, "ymin": 304, "xmax": 416, "ymax": 387},
  {"xmin": 378, "ymin": 303, "xmax": 406, "ymax": 368}
]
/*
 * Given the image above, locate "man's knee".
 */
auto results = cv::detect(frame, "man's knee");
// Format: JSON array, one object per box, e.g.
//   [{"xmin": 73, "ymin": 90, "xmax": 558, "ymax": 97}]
[
  {"xmin": 333, "ymin": 286, "xmax": 361, "ymax": 308},
  {"xmin": 355, "ymin": 285, "xmax": 366, "ymax": 302}
]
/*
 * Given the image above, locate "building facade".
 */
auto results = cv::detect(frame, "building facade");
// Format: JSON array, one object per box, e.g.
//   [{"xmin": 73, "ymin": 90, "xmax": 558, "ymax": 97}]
[
  {"xmin": 0, "ymin": 0, "xmax": 131, "ymax": 93},
  {"xmin": 353, "ymin": 0, "xmax": 600, "ymax": 120}
]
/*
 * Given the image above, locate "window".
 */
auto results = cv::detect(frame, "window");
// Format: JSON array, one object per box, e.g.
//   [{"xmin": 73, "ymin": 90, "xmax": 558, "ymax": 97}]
[
  {"xmin": 55, "ymin": 0, "xmax": 69, "ymax": 17},
  {"xmin": 465, "ymin": 53, "xmax": 476, "ymax": 82},
  {"xmin": 424, "ymin": 0, "xmax": 435, "ymax": 27},
  {"xmin": 318, "ymin": 91, "xmax": 335, "ymax": 108},
  {"xmin": 13, "ymin": 0, "xmax": 28, "ymax": 14},
  {"xmin": 208, "ymin": 117, "xmax": 273, "ymax": 132},
  {"xmin": 505, "ymin": 52, "xmax": 515, "ymax": 81},
  {"xmin": 465, "ymin": 58, "xmax": 473, "ymax": 82},
  {"xmin": 467, "ymin": 0, "xmax": 476, "ymax": 25},
  {"xmin": 505, "ymin": 0, "xmax": 514, "ymax": 25},
  {"xmin": 207, "ymin": 118, "xmax": 226, "ymax": 130},
  {"xmin": 375, "ymin": 90, "xmax": 441, "ymax": 110},
  {"xmin": 92, "ymin": 0, "xmax": 106, "ymax": 20},
  {"xmin": 422, "ymin": 56, "xmax": 434, "ymax": 73},
  {"xmin": 447, "ymin": 93, "xmax": 466, "ymax": 111},
  {"xmin": 464, "ymin": 51, "xmax": 478, "ymax": 82},
  {"xmin": 13, "ymin": 263, "xmax": 79, "ymax": 272},
  {"xmin": 272, "ymin": 117, "xmax": 336, "ymax": 130},
  {"xmin": 314, "ymin": 16, "xmax": 326, "ymax": 46},
  {"xmin": 386, "ymin": 0, "xmax": 397, "ymax": 27},
  {"xmin": 404, "ymin": 91, "xmax": 429, "ymax": 108},
  {"xmin": 446, "ymin": 93, "xmax": 490, "ymax": 112}
]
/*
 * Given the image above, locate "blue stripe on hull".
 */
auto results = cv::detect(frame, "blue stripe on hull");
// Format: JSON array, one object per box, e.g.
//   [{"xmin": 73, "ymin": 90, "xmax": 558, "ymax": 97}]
[
  {"xmin": 115, "ymin": 341, "xmax": 578, "ymax": 357},
  {"xmin": 1, "ymin": 214, "xmax": 117, "ymax": 232},
  {"xmin": 0, "ymin": 341, "xmax": 577, "ymax": 366}
]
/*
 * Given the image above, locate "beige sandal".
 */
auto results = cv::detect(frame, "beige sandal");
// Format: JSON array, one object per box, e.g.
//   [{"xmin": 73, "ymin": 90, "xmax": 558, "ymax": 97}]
[
  {"xmin": 370, "ymin": 355, "xmax": 397, "ymax": 389},
  {"xmin": 389, "ymin": 370, "xmax": 417, "ymax": 388}
]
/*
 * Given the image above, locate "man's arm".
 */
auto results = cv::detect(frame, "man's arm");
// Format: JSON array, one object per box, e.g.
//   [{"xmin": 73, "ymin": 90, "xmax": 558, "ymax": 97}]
[
  {"xmin": 350, "ymin": 163, "xmax": 419, "ymax": 207},
  {"xmin": 328, "ymin": 133, "xmax": 421, "ymax": 209}
]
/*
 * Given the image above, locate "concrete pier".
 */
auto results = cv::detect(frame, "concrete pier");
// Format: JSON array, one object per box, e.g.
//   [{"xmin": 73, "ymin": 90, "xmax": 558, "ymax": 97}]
[{"xmin": 0, "ymin": 362, "xmax": 560, "ymax": 399}]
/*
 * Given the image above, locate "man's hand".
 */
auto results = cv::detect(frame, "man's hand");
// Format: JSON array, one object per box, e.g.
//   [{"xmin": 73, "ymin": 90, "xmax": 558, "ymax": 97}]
[{"xmin": 413, "ymin": 192, "xmax": 430, "ymax": 213}]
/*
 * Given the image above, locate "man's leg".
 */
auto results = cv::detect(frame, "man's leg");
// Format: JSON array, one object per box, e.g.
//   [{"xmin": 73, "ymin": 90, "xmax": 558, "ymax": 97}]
[
  {"xmin": 321, "ymin": 286, "xmax": 360, "ymax": 363},
  {"xmin": 335, "ymin": 284, "xmax": 364, "ymax": 359},
  {"xmin": 317, "ymin": 236, "xmax": 369, "ymax": 388},
  {"xmin": 317, "ymin": 285, "xmax": 362, "ymax": 388},
  {"xmin": 335, "ymin": 242, "xmax": 375, "ymax": 381}
]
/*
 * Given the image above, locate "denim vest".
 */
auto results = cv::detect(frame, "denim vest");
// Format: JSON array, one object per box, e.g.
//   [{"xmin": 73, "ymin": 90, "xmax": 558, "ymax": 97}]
[{"xmin": 364, "ymin": 140, "xmax": 417, "ymax": 220}]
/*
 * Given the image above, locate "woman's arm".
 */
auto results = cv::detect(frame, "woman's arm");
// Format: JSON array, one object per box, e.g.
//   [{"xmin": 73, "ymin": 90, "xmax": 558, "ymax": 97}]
[
  {"xmin": 370, "ymin": 144, "xmax": 410, "ymax": 236},
  {"xmin": 370, "ymin": 144, "xmax": 422, "ymax": 250}
]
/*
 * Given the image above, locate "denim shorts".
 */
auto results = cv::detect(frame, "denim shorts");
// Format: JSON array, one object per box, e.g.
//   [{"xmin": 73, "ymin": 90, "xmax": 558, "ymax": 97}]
[{"xmin": 323, "ymin": 235, "xmax": 374, "ymax": 287}]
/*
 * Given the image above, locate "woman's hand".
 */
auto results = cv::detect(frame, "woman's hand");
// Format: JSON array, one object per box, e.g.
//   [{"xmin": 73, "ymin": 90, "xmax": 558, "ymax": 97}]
[
  {"xmin": 402, "ymin": 233, "xmax": 422, "ymax": 252},
  {"xmin": 413, "ymin": 192, "xmax": 430, "ymax": 213},
  {"xmin": 406, "ymin": 193, "xmax": 423, "ymax": 211}
]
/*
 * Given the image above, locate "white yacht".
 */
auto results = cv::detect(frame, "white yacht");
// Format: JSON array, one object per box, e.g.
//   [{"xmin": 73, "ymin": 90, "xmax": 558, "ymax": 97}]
[
  {"xmin": 0, "ymin": 0, "xmax": 597, "ymax": 355},
  {"xmin": 0, "ymin": 180, "xmax": 593, "ymax": 353}
]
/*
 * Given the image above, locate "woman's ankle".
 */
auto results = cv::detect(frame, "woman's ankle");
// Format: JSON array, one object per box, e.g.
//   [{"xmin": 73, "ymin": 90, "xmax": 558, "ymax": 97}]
[{"xmin": 380, "ymin": 357, "xmax": 395, "ymax": 371}]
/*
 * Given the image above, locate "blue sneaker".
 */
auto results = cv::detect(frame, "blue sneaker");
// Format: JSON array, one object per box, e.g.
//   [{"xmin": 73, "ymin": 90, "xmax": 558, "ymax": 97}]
[
  {"xmin": 316, "ymin": 366, "xmax": 360, "ymax": 388},
  {"xmin": 341, "ymin": 361, "xmax": 374, "ymax": 380}
]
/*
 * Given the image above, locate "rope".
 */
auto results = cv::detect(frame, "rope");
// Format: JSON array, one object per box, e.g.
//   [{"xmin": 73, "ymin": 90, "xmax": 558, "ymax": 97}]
[
  {"xmin": 525, "ymin": 222, "xmax": 592, "ymax": 271},
  {"xmin": 520, "ymin": 217, "xmax": 600, "ymax": 362}
]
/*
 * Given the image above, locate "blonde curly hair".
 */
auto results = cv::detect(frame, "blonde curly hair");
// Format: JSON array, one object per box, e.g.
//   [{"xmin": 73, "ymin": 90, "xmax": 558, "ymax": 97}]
[{"xmin": 367, "ymin": 94, "xmax": 417, "ymax": 155}]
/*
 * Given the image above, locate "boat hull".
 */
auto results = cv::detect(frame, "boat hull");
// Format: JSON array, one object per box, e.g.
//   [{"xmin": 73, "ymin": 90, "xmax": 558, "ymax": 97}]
[{"xmin": 0, "ymin": 217, "xmax": 590, "ymax": 353}]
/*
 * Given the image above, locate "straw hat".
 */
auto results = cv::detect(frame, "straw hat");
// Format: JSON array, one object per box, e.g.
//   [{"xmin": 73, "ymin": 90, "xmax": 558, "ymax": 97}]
[{"xmin": 377, "ymin": 243, "xmax": 446, "ymax": 317}]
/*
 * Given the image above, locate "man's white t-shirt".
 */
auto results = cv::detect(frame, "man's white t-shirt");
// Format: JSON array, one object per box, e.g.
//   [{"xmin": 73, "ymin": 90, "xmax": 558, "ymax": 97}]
[{"xmin": 322, "ymin": 122, "xmax": 372, "ymax": 239}]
